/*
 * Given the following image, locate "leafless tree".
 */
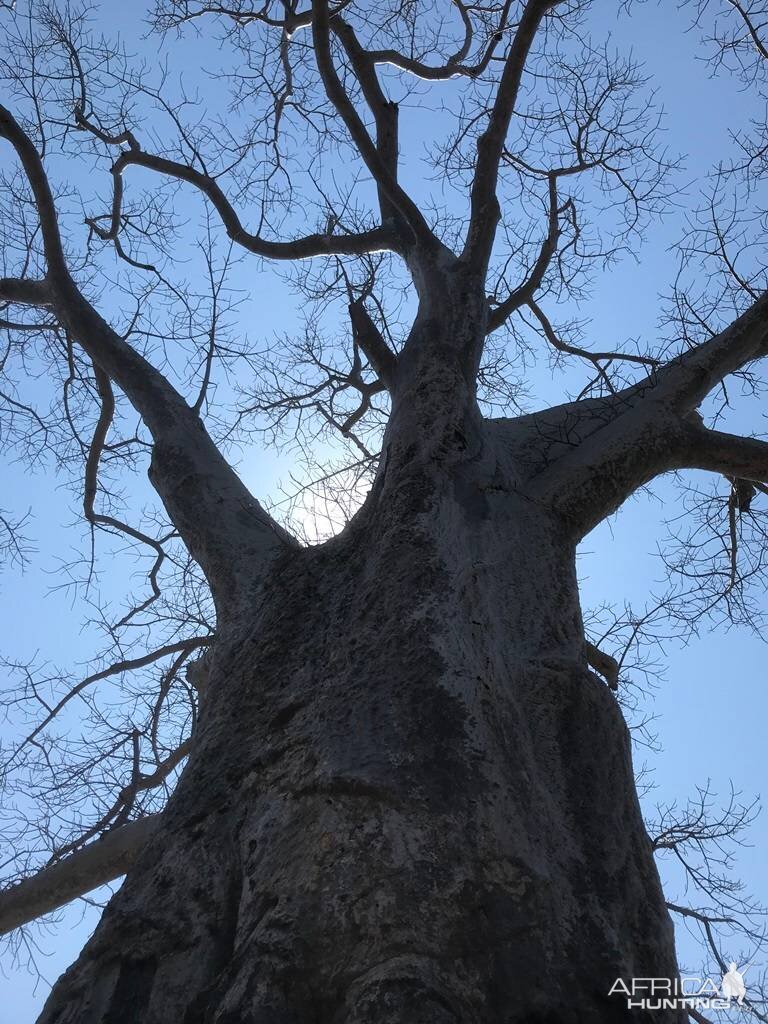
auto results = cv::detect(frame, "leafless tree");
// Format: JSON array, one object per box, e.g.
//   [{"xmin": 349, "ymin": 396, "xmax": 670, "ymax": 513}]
[{"xmin": 0, "ymin": 1, "xmax": 767, "ymax": 1021}]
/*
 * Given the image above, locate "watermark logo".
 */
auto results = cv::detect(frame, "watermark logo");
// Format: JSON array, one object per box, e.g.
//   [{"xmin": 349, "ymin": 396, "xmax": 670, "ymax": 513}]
[
  {"xmin": 608, "ymin": 964, "xmax": 751, "ymax": 1012},
  {"xmin": 722, "ymin": 962, "xmax": 749, "ymax": 1006}
]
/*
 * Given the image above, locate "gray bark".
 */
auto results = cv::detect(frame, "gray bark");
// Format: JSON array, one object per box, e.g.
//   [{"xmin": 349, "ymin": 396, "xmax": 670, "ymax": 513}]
[
  {"xmin": 0, "ymin": 817, "xmax": 160, "ymax": 936},
  {"xmin": 36, "ymin": 346, "xmax": 682, "ymax": 1022}
]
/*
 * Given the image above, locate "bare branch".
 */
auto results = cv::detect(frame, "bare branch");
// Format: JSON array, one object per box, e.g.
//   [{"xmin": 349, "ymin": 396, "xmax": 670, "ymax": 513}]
[
  {"xmin": 0, "ymin": 815, "xmax": 158, "ymax": 936},
  {"xmin": 348, "ymin": 298, "xmax": 398, "ymax": 390},
  {"xmin": 682, "ymin": 425, "xmax": 768, "ymax": 482},
  {"xmin": 330, "ymin": 17, "xmax": 401, "ymax": 226},
  {"xmin": 0, "ymin": 103, "xmax": 297, "ymax": 601},
  {"xmin": 83, "ymin": 361, "xmax": 169, "ymax": 622},
  {"xmin": 526, "ymin": 299, "xmax": 658, "ymax": 375},
  {"xmin": 74, "ymin": 109, "xmax": 400, "ymax": 261},
  {"xmin": 652, "ymin": 291, "xmax": 768, "ymax": 414},
  {"xmin": 311, "ymin": 0, "xmax": 441, "ymax": 254},
  {"xmin": 6, "ymin": 637, "xmax": 211, "ymax": 760},
  {"xmin": 463, "ymin": 0, "xmax": 561, "ymax": 267},
  {"xmin": 339, "ymin": 1, "xmax": 514, "ymax": 81},
  {"xmin": 487, "ymin": 172, "xmax": 561, "ymax": 330},
  {"xmin": 0, "ymin": 277, "xmax": 51, "ymax": 306},
  {"xmin": 725, "ymin": 0, "xmax": 768, "ymax": 60},
  {"xmin": 519, "ymin": 292, "xmax": 768, "ymax": 533}
]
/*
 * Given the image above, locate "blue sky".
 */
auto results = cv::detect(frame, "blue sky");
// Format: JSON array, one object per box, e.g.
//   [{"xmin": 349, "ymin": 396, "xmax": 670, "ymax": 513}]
[{"xmin": 1, "ymin": 1, "xmax": 767, "ymax": 1020}]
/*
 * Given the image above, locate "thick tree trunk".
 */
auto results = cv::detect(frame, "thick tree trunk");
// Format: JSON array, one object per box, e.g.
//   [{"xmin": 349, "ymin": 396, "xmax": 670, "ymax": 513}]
[{"xmin": 37, "ymin": 318, "xmax": 682, "ymax": 1023}]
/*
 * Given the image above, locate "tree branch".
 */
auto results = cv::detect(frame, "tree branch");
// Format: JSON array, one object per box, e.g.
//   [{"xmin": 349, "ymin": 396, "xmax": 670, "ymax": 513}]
[
  {"xmin": 487, "ymin": 172, "xmax": 561, "ymax": 331},
  {"xmin": 0, "ymin": 103, "xmax": 297, "ymax": 603},
  {"xmin": 526, "ymin": 298, "xmax": 658, "ymax": 375},
  {"xmin": 163, "ymin": 1, "xmax": 513, "ymax": 80},
  {"xmin": 519, "ymin": 385, "xmax": 688, "ymax": 535},
  {"xmin": 463, "ymin": 0, "xmax": 561, "ymax": 268},
  {"xmin": 517, "ymin": 292, "xmax": 768, "ymax": 534},
  {"xmin": 74, "ymin": 109, "xmax": 399, "ymax": 261},
  {"xmin": 8, "ymin": 638, "xmax": 211, "ymax": 758},
  {"xmin": 0, "ymin": 277, "xmax": 52, "ymax": 306},
  {"xmin": 83, "ymin": 361, "xmax": 169, "ymax": 623},
  {"xmin": 0, "ymin": 815, "xmax": 159, "ymax": 935},
  {"xmin": 486, "ymin": 157, "xmax": 620, "ymax": 334},
  {"xmin": 651, "ymin": 290, "xmax": 768, "ymax": 413},
  {"xmin": 682, "ymin": 425, "xmax": 768, "ymax": 482},
  {"xmin": 725, "ymin": 0, "xmax": 768, "ymax": 60},
  {"xmin": 311, "ymin": 0, "xmax": 440, "ymax": 254},
  {"xmin": 50, "ymin": 739, "xmax": 192, "ymax": 861},
  {"xmin": 331, "ymin": 17, "xmax": 401, "ymax": 226},
  {"xmin": 357, "ymin": 4, "xmax": 512, "ymax": 82},
  {"xmin": 348, "ymin": 298, "xmax": 398, "ymax": 390},
  {"xmin": 665, "ymin": 901, "xmax": 742, "ymax": 928}
]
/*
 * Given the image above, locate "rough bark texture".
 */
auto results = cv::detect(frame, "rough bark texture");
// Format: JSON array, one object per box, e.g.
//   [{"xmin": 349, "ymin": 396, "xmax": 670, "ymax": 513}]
[{"xmin": 37, "ymin": 365, "xmax": 682, "ymax": 1023}]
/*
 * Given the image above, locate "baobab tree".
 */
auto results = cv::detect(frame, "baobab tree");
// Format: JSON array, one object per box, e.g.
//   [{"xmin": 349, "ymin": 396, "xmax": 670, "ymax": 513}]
[{"xmin": 1, "ymin": 0, "xmax": 767, "ymax": 1021}]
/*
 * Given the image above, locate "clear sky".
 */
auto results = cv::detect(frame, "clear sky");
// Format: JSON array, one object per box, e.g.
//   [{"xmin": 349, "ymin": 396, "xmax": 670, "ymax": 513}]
[{"xmin": 1, "ymin": 2, "xmax": 767, "ymax": 1021}]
